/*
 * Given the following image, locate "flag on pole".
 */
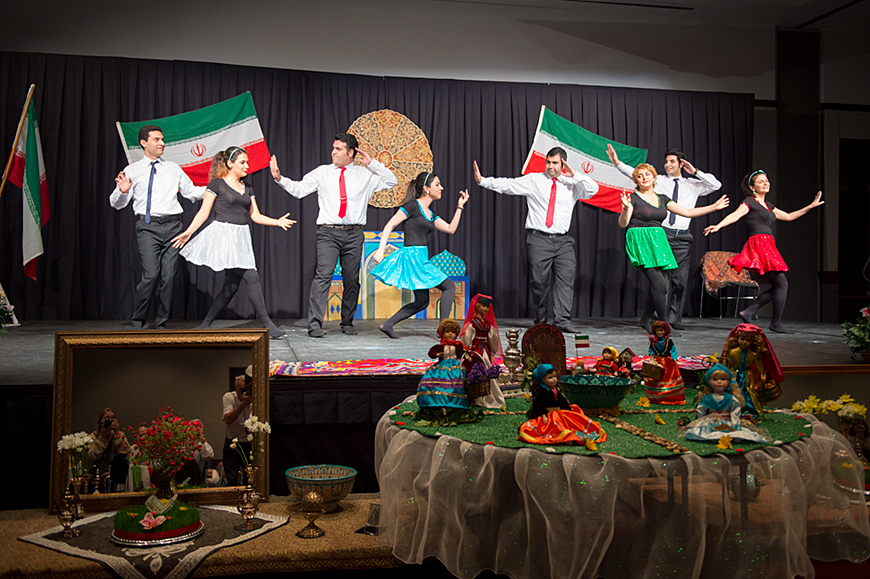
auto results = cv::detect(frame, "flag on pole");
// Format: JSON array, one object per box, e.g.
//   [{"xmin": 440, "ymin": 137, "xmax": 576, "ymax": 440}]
[
  {"xmin": 116, "ymin": 92, "xmax": 269, "ymax": 186},
  {"xmin": 522, "ymin": 106, "xmax": 647, "ymax": 213},
  {"xmin": 575, "ymin": 334, "xmax": 590, "ymax": 349},
  {"xmin": 5, "ymin": 86, "xmax": 50, "ymax": 280}
]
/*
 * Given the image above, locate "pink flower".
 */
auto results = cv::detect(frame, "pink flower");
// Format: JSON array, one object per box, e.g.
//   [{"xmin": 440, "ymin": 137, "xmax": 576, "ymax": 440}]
[
  {"xmin": 861, "ymin": 307, "xmax": 869, "ymax": 318},
  {"xmin": 140, "ymin": 511, "xmax": 166, "ymax": 530}
]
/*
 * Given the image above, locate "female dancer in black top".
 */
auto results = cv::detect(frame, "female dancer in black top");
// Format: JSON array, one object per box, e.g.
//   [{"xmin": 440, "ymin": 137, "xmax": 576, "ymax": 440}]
[
  {"xmin": 172, "ymin": 147, "xmax": 294, "ymax": 338},
  {"xmin": 371, "ymin": 171, "xmax": 468, "ymax": 338},
  {"xmin": 704, "ymin": 170, "xmax": 823, "ymax": 334}
]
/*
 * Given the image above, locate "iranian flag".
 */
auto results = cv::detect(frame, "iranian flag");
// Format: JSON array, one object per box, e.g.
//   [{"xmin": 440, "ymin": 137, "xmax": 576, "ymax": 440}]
[
  {"xmin": 4, "ymin": 85, "xmax": 50, "ymax": 280},
  {"xmin": 116, "ymin": 92, "xmax": 269, "ymax": 186},
  {"xmin": 522, "ymin": 106, "xmax": 647, "ymax": 213}
]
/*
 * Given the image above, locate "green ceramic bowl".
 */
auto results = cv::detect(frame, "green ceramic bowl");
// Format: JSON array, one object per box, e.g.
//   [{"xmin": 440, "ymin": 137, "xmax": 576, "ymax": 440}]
[{"xmin": 559, "ymin": 374, "xmax": 636, "ymax": 409}]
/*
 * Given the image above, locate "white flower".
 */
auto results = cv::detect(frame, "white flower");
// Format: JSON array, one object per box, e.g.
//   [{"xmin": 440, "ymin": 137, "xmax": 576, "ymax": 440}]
[
  {"xmin": 229, "ymin": 442, "xmax": 237, "ymax": 449},
  {"xmin": 247, "ymin": 434, "xmax": 254, "ymax": 442},
  {"xmin": 57, "ymin": 431, "xmax": 95, "ymax": 452}
]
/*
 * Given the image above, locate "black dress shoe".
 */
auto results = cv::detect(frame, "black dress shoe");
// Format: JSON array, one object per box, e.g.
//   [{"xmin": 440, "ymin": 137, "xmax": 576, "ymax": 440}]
[
  {"xmin": 555, "ymin": 325, "xmax": 578, "ymax": 334},
  {"xmin": 309, "ymin": 328, "xmax": 326, "ymax": 338},
  {"xmin": 670, "ymin": 323, "xmax": 685, "ymax": 331},
  {"xmin": 341, "ymin": 326, "xmax": 358, "ymax": 335},
  {"xmin": 156, "ymin": 324, "xmax": 167, "ymax": 330}
]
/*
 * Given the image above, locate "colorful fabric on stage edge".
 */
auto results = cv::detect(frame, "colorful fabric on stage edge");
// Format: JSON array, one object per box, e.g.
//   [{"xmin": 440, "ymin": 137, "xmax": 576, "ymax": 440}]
[{"xmin": 270, "ymin": 355, "xmax": 713, "ymax": 377}]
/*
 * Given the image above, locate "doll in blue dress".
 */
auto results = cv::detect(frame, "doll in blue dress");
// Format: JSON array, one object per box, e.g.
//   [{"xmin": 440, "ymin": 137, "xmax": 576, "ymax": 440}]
[{"xmin": 684, "ymin": 364, "xmax": 770, "ymax": 443}]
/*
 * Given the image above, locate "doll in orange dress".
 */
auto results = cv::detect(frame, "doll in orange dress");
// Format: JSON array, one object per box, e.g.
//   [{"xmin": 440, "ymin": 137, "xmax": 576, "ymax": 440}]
[{"xmin": 519, "ymin": 364, "xmax": 606, "ymax": 446}]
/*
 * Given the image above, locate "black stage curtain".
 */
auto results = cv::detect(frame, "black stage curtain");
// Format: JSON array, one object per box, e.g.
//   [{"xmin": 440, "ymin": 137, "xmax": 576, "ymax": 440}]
[{"xmin": 0, "ymin": 52, "xmax": 752, "ymax": 321}]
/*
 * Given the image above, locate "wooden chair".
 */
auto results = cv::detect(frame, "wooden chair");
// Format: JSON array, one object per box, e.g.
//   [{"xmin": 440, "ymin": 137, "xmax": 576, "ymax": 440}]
[{"xmin": 699, "ymin": 251, "xmax": 759, "ymax": 319}]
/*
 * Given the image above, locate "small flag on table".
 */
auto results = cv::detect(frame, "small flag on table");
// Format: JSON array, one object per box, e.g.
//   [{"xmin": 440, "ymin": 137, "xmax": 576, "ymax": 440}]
[{"xmin": 575, "ymin": 334, "xmax": 590, "ymax": 349}]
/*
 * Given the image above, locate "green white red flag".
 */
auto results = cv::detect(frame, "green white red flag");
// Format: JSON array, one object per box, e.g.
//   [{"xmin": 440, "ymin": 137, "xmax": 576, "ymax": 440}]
[
  {"xmin": 6, "ymin": 86, "xmax": 50, "ymax": 280},
  {"xmin": 116, "ymin": 92, "xmax": 269, "ymax": 186},
  {"xmin": 522, "ymin": 106, "xmax": 647, "ymax": 213}
]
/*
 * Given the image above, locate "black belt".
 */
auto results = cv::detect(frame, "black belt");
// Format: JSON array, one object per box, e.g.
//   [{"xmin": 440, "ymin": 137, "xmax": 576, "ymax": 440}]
[
  {"xmin": 137, "ymin": 214, "xmax": 182, "ymax": 223},
  {"xmin": 527, "ymin": 229, "xmax": 567, "ymax": 238},
  {"xmin": 321, "ymin": 224, "xmax": 363, "ymax": 230}
]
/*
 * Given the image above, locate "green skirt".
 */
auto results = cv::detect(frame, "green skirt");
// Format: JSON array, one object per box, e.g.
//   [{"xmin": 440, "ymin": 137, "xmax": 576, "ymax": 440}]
[{"xmin": 625, "ymin": 227, "xmax": 678, "ymax": 270}]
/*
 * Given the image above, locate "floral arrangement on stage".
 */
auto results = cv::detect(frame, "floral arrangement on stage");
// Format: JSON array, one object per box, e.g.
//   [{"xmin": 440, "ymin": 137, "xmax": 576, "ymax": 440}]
[
  {"xmin": 791, "ymin": 394, "xmax": 867, "ymax": 424},
  {"xmin": 128, "ymin": 408, "xmax": 205, "ymax": 479},
  {"xmin": 56, "ymin": 431, "xmax": 94, "ymax": 479},
  {"xmin": 841, "ymin": 305, "xmax": 870, "ymax": 360},
  {"xmin": 230, "ymin": 415, "xmax": 271, "ymax": 468}
]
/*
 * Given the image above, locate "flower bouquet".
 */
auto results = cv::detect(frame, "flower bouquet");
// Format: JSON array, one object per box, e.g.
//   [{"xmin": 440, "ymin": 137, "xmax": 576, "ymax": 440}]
[
  {"xmin": 57, "ymin": 431, "xmax": 94, "ymax": 481},
  {"xmin": 229, "ymin": 415, "xmax": 271, "ymax": 470},
  {"xmin": 792, "ymin": 393, "xmax": 867, "ymax": 437},
  {"xmin": 128, "ymin": 408, "xmax": 205, "ymax": 496},
  {"xmin": 841, "ymin": 305, "xmax": 870, "ymax": 361}
]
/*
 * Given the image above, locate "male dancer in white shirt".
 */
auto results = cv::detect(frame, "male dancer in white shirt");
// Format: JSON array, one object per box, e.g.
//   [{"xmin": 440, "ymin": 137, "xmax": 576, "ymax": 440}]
[
  {"xmin": 270, "ymin": 133, "xmax": 397, "ymax": 337},
  {"xmin": 111, "ymin": 125, "xmax": 205, "ymax": 329},
  {"xmin": 473, "ymin": 148, "xmax": 598, "ymax": 334},
  {"xmin": 607, "ymin": 144, "xmax": 721, "ymax": 330}
]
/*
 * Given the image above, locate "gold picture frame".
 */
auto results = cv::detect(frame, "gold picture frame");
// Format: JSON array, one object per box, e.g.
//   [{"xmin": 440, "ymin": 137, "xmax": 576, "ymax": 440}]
[{"xmin": 50, "ymin": 329, "xmax": 269, "ymax": 513}]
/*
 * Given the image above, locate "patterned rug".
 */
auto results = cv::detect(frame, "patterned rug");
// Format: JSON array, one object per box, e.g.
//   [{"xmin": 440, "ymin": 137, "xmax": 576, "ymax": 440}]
[
  {"xmin": 271, "ymin": 355, "xmax": 714, "ymax": 377},
  {"xmin": 19, "ymin": 506, "xmax": 286, "ymax": 579}
]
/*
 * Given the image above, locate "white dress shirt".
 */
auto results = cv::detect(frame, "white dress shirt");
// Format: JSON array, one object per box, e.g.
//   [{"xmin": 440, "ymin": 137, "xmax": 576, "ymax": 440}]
[
  {"xmin": 616, "ymin": 163, "xmax": 721, "ymax": 231},
  {"xmin": 479, "ymin": 172, "xmax": 599, "ymax": 234},
  {"xmin": 275, "ymin": 160, "xmax": 397, "ymax": 225},
  {"xmin": 222, "ymin": 391, "xmax": 250, "ymax": 440},
  {"xmin": 109, "ymin": 156, "xmax": 205, "ymax": 215}
]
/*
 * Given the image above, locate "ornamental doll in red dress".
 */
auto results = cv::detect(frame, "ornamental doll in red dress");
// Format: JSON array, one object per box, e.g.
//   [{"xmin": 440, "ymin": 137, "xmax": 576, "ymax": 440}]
[
  {"xmin": 720, "ymin": 323, "xmax": 784, "ymax": 417},
  {"xmin": 594, "ymin": 346, "xmax": 621, "ymax": 376},
  {"xmin": 644, "ymin": 321, "xmax": 686, "ymax": 405},
  {"xmin": 460, "ymin": 294, "xmax": 505, "ymax": 409}
]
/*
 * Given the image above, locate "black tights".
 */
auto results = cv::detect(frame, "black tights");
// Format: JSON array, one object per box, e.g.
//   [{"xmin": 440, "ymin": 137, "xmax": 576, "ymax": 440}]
[
  {"xmin": 200, "ymin": 269, "xmax": 283, "ymax": 338},
  {"xmin": 640, "ymin": 267, "xmax": 669, "ymax": 326},
  {"xmin": 379, "ymin": 279, "xmax": 456, "ymax": 338},
  {"xmin": 740, "ymin": 270, "xmax": 791, "ymax": 333}
]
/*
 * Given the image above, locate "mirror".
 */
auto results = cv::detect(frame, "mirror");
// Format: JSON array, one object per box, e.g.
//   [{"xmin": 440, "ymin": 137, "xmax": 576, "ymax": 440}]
[{"xmin": 50, "ymin": 329, "xmax": 269, "ymax": 513}]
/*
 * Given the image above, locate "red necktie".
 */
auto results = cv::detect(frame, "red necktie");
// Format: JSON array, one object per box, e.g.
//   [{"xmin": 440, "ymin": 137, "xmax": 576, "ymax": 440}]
[
  {"xmin": 338, "ymin": 167, "xmax": 347, "ymax": 219},
  {"xmin": 545, "ymin": 178, "xmax": 557, "ymax": 228}
]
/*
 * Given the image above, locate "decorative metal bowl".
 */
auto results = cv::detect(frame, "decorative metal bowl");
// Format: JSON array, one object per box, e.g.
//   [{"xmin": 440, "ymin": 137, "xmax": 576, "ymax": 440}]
[
  {"xmin": 559, "ymin": 374, "xmax": 636, "ymax": 410},
  {"xmin": 285, "ymin": 465, "xmax": 357, "ymax": 513}
]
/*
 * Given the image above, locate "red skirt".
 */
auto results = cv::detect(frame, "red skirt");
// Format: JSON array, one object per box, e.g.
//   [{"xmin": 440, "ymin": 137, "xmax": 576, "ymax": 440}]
[
  {"xmin": 643, "ymin": 356, "xmax": 686, "ymax": 405},
  {"xmin": 729, "ymin": 234, "xmax": 788, "ymax": 275}
]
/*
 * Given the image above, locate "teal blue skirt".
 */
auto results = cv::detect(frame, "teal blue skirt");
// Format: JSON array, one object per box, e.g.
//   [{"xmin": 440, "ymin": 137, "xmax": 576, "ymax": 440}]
[
  {"xmin": 416, "ymin": 358, "xmax": 469, "ymax": 411},
  {"xmin": 372, "ymin": 245, "xmax": 447, "ymax": 289}
]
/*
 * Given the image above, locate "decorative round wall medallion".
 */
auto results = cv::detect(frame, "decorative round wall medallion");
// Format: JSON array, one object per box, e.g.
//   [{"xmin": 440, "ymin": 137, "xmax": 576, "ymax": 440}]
[{"xmin": 348, "ymin": 110, "xmax": 433, "ymax": 209}]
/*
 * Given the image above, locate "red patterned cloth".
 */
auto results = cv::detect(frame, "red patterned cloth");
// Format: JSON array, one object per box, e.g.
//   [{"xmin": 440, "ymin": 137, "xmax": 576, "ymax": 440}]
[
  {"xmin": 700, "ymin": 250, "xmax": 759, "ymax": 296},
  {"xmin": 729, "ymin": 234, "xmax": 788, "ymax": 276}
]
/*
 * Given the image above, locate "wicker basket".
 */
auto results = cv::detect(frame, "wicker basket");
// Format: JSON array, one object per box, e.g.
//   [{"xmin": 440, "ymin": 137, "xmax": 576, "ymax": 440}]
[
  {"xmin": 465, "ymin": 379, "xmax": 491, "ymax": 401},
  {"xmin": 640, "ymin": 359, "xmax": 664, "ymax": 380}
]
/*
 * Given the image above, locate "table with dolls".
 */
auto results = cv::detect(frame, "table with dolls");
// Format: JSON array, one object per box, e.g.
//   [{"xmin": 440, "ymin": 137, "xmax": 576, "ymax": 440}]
[{"xmin": 374, "ymin": 322, "xmax": 870, "ymax": 579}]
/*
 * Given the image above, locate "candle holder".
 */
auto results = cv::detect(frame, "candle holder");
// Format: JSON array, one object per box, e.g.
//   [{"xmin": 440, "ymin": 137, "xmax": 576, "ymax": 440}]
[
  {"xmin": 295, "ymin": 490, "xmax": 325, "ymax": 539},
  {"xmin": 57, "ymin": 488, "xmax": 81, "ymax": 538}
]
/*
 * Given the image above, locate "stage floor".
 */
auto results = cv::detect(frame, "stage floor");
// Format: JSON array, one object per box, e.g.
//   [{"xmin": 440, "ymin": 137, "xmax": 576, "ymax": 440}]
[{"xmin": 0, "ymin": 315, "xmax": 860, "ymax": 386}]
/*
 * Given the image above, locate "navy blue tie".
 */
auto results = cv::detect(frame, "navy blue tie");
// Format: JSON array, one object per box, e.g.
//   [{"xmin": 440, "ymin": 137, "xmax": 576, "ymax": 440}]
[
  {"xmin": 668, "ymin": 178, "xmax": 679, "ymax": 225},
  {"xmin": 145, "ymin": 161, "xmax": 157, "ymax": 224}
]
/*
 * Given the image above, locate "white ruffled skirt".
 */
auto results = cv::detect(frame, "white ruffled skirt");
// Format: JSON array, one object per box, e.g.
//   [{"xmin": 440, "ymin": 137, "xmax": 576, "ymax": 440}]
[{"xmin": 180, "ymin": 221, "xmax": 256, "ymax": 271}]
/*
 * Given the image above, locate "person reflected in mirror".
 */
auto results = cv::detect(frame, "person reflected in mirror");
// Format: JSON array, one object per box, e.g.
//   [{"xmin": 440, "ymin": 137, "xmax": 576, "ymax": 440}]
[
  {"xmin": 88, "ymin": 408, "xmax": 130, "ymax": 492},
  {"xmin": 222, "ymin": 370, "xmax": 252, "ymax": 486}
]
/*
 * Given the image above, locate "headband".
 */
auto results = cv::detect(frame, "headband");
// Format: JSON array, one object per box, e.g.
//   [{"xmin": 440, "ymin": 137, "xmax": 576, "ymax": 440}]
[
  {"xmin": 421, "ymin": 172, "xmax": 431, "ymax": 189},
  {"xmin": 748, "ymin": 169, "xmax": 765, "ymax": 184},
  {"xmin": 226, "ymin": 146, "xmax": 246, "ymax": 161}
]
